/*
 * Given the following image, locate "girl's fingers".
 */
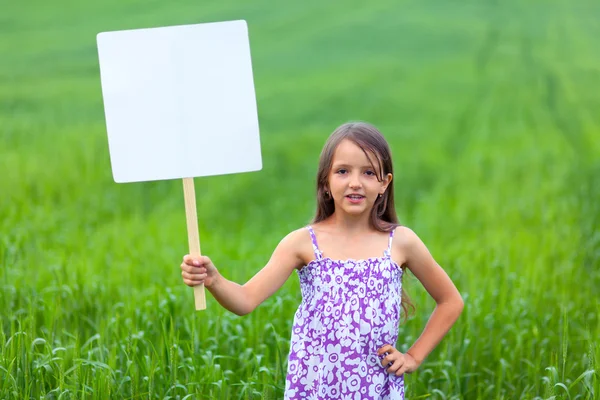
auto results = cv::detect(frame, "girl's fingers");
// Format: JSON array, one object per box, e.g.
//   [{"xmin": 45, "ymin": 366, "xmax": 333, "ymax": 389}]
[
  {"xmin": 381, "ymin": 354, "xmax": 394, "ymax": 367},
  {"xmin": 377, "ymin": 344, "xmax": 395, "ymax": 356},
  {"xmin": 183, "ymin": 255, "xmax": 195, "ymax": 265},
  {"xmin": 180, "ymin": 263, "xmax": 206, "ymax": 274},
  {"xmin": 183, "ymin": 279, "xmax": 204, "ymax": 286},
  {"xmin": 380, "ymin": 349, "xmax": 399, "ymax": 367},
  {"xmin": 183, "ymin": 279, "xmax": 203, "ymax": 287},
  {"xmin": 181, "ymin": 271, "xmax": 207, "ymax": 281},
  {"xmin": 395, "ymin": 365, "xmax": 408, "ymax": 377},
  {"xmin": 183, "ymin": 255, "xmax": 210, "ymax": 266},
  {"xmin": 387, "ymin": 357, "xmax": 404, "ymax": 374}
]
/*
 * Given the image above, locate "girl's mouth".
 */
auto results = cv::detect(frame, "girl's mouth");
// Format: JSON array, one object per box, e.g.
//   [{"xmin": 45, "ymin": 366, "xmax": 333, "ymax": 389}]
[{"xmin": 346, "ymin": 194, "xmax": 365, "ymax": 204}]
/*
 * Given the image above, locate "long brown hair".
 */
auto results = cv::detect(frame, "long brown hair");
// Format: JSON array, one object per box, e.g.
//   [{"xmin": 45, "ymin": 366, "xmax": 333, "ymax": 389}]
[{"xmin": 311, "ymin": 121, "xmax": 415, "ymax": 320}]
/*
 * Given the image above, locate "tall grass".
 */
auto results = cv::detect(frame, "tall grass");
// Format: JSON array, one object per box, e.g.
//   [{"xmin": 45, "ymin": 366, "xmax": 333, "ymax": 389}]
[{"xmin": 1, "ymin": 0, "xmax": 599, "ymax": 398}]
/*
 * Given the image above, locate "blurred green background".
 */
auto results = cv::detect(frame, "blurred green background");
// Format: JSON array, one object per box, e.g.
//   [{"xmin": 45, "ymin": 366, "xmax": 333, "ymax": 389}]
[{"xmin": 1, "ymin": 0, "xmax": 599, "ymax": 398}]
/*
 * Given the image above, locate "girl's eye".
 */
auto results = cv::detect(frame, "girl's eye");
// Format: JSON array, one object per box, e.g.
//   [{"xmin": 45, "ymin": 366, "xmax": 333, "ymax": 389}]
[
  {"xmin": 365, "ymin": 170, "xmax": 376, "ymax": 176},
  {"xmin": 337, "ymin": 169, "xmax": 347, "ymax": 174}
]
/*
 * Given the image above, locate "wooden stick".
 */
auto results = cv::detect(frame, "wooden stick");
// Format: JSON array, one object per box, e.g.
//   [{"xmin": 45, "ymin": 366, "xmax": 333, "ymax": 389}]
[{"xmin": 182, "ymin": 177, "xmax": 206, "ymax": 310}]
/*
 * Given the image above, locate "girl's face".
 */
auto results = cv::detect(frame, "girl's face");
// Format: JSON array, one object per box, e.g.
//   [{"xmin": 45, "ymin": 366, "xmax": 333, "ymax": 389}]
[{"xmin": 327, "ymin": 139, "xmax": 392, "ymax": 217}]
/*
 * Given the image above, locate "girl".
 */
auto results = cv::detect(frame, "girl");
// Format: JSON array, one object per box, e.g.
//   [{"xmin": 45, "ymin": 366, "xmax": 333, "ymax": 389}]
[{"xmin": 180, "ymin": 122, "xmax": 464, "ymax": 399}]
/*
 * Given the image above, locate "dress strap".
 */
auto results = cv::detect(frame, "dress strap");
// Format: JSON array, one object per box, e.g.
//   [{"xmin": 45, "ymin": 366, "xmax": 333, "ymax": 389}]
[
  {"xmin": 384, "ymin": 228, "xmax": 395, "ymax": 257},
  {"xmin": 306, "ymin": 225, "xmax": 323, "ymax": 260}
]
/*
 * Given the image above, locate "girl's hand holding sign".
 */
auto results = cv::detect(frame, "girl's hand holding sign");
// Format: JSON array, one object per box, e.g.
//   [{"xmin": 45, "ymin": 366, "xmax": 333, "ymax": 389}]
[{"xmin": 181, "ymin": 255, "xmax": 218, "ymax": 289}]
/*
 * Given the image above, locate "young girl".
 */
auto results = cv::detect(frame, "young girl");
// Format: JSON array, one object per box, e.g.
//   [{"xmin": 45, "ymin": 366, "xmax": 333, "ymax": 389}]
[{"xmin": 180, "ymin": 122, "xmax": 464, "ymax": 400}]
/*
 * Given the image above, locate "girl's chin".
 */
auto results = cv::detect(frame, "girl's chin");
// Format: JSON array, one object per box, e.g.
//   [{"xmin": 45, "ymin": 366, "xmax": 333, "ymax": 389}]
[{"xmin": 337, "ymin": 204, "xmax": 371, "ymax": 216}]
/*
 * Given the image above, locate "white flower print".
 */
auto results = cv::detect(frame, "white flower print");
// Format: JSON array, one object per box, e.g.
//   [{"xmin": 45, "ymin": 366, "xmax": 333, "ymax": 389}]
[
  {"xmin": 300, "ymin": 358, "xmax": 320, "ymax": 389},
  {"xmin": 307, "ymin": 391, "xmax": 319, "ymax": 400},
  {"xmin": 327, "ymin": 382, "xmax": 341, "ymax": 397},
  {"xmin": 367, "ymin": 276, "xmax": 377, "ymax": 291},
  {"xmin": 323, "ymin": 343, "xmax": 342, "ymax": 383},
  {"xmin": 358, "ymin": 283, "xmax": 367, "ymax": 298},
  {"xmin": 359, "ymin": 317, "xmax": 371, "ymax": 335},
  {"xmin": 367, "ymin": 298, "xmax": 383, "ymax": 325},
  {"xmin": 381, "ymin": 262, "xmax": 392, "ymax": 278},
  {"xmin": 349, "ymin": 333, "xmax": 362, "ymax": 353},
  {"xmin": 357, "ymin": 362, "xmax": 368, "ymax": 378},
  {"xmin": 346, "ymin": 373, "xmax": 361, "ymax": 392},
  {"xmin": 355, "ymin": 260, "xmax": 368, "ymax": 274},
  {"xmin": 334, "ymin": 306, "xmax": 342, "ymax": 318},
  {"xmin": 288, "ymin": 359, "xmax": 299, "ymax": 375},
  {"xmin": 349, "ymin": 296, "xmax": 360, "ymax": 311},
  {"xmin": 325, "ymin": 303, "xmax": 334, "ymax": 316},
  {"xmin": 369, "ymin": 381, "xmax": 384, "ymax": 398},
  {"xmin": 344, "ymin": 356, "xmax": 361, "ymax": 367}
]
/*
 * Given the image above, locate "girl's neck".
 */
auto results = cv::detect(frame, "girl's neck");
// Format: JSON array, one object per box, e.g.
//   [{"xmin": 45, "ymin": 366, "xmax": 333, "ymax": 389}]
[{"xmin": 325, "ymin": 211, "xmax": 373, "ymax": 235}]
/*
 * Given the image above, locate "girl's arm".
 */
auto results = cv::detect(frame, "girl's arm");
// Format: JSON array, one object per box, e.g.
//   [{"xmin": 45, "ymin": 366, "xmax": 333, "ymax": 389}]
[
  {"xmin": 181, "ymin": 229, "xmax": 306, "ymax": 316},
  {"xmin": 397, "ymin": 226, "xmax": 464, "ymax": 365}
]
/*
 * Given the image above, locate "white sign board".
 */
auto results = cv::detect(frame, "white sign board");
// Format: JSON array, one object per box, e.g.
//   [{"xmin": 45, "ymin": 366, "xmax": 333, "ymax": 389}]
[
  {"xmin": 97, "ymin": 20, "xmax": 262, "ymax": 310},
  {"xmin": 97, "ymin": 20, "xmax": 262, "ymax": 183}
]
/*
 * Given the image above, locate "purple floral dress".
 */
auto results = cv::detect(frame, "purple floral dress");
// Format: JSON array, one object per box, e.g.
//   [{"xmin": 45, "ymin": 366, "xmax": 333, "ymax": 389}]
[{"xmin": 284, "ymin": 226, "xmax": 405, "ymax": 399}]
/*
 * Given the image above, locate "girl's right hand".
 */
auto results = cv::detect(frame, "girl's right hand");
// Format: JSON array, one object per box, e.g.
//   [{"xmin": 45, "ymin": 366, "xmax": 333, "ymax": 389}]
[{"xmin": 181, "ymin": 255, "xmax": 219, "ymax": 289}]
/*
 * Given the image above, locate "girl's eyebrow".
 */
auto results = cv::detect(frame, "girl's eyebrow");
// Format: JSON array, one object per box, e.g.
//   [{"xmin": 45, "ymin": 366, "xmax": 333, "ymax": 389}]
[
  {"xmin": 333, "ymin": 163, "xmax": 377, "ymax": 169},
  {"xmin": 333, "ymin": 162, "xmax": 373, "ymax": 168}
]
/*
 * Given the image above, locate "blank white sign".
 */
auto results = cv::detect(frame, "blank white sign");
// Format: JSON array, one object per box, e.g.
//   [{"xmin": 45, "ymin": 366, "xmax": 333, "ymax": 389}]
[{"xmin": 97, "ymin": 20, "xmax": 262, "ymax": 183}]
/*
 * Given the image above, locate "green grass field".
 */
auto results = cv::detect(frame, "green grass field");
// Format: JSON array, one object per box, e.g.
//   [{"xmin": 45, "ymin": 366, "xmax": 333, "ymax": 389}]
[{"xmin": 1, "ymin": 0, "xmax": 599, "ymax": 398}]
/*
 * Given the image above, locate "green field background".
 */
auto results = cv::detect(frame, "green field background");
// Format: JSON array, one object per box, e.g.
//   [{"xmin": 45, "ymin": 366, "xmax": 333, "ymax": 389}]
[{"xmin": 1, "ymin": 0, "xmax": 599, "ymax": 398}]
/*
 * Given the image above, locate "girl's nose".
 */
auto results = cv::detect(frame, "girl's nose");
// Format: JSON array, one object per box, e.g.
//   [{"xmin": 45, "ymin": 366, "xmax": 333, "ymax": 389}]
[{"xmin": 349, "ymin": 176, "xmax": 362, "ymax": 189}]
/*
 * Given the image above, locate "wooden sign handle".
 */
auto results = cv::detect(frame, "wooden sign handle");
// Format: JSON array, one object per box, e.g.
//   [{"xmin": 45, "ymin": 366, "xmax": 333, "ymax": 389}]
[{"xmin": 182, "ymin": 177, "xmax": 206, "ymax": 310}]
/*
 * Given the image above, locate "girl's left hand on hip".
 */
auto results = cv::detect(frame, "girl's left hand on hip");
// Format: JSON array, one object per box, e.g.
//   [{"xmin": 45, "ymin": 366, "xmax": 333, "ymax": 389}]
[{"xmin": 377, "ymin": 344, "xmax": 420, "ymax": 376}]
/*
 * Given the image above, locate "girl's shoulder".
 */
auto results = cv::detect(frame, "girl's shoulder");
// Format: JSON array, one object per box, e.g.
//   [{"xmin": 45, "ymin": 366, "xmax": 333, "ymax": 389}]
[
  {"xmin": 277, "ymin": 226, "xmax": 318, "ymax": 267},
  {"xmin": 391, "ymin": 225, "xmax": 436, "ymax": 265},
  {"xmin": 392, "ymin": 225, "xmax": 419, "ymax": 248},
  {"xmin": 281, "ymin": 225, "xmax": 313, "ymax": 243}
]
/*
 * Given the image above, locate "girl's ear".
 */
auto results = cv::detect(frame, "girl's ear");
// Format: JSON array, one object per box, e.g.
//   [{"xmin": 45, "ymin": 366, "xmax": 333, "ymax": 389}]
[{"xmin": 381, "ymin": 173, "xmax": 393, "ymax": 194}]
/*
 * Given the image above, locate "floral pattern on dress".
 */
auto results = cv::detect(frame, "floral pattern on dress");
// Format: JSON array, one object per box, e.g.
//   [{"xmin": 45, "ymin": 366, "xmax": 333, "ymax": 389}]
[{"xmin": 284, "ymin": 226, "xmax": 405, "ymax": 399}]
